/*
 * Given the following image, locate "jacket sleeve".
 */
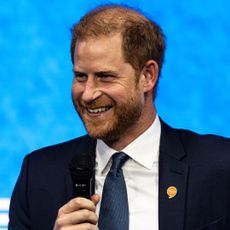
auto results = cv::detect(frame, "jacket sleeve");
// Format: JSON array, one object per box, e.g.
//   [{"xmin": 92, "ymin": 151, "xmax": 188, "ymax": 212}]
[{"xmin": 8, "ymin": 155, "xmax": 31, "ymax": 230}]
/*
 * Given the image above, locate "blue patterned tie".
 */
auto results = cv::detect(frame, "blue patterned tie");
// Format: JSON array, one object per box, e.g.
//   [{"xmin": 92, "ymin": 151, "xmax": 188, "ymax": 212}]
[{"xmin": 98, "ymin": 152, "xmax": 129, "ymax": 230}]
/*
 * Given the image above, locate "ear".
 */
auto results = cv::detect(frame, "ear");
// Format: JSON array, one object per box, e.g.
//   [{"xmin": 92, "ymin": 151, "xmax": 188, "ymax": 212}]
[{"xmin": 141, "ymin": 60, "xmax": 159, "ymax": 93}]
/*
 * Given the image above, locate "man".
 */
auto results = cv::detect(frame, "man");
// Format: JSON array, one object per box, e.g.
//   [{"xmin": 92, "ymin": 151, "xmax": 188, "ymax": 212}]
[{"xmin": 9, "ymin": 4, "xmax": 230, "ymax": 230}]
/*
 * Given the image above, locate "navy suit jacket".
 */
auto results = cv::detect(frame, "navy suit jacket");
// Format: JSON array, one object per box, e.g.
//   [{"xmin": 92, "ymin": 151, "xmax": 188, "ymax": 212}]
[{"xmin": 9, "ymin": 120, "xmax": 230, "ymax": 230}]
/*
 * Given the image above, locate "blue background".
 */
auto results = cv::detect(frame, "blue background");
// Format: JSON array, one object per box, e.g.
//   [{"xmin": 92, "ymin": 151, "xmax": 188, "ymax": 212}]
[{"xmin": 1, "ymin": 0, "xmax": 230, "ymax": 202}]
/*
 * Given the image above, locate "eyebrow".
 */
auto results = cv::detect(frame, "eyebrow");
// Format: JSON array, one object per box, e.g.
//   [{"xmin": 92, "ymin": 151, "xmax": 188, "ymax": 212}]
[
  {"xmin": 73, "ymin": 70, "xmax": 86, "ymax": 75},
  {"xmin": 95, "ymin": 71, "xmax": 118, "ymax": 76},
  {"xmin": 73, "ymin": 70, "xmax": 118, "ymax": 76}
]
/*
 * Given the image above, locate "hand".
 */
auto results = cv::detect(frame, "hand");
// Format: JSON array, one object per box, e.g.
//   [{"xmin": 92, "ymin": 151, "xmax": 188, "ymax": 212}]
[{"xmin": 53, "ymin": 194, "xmax": 100, "ymax": 230}]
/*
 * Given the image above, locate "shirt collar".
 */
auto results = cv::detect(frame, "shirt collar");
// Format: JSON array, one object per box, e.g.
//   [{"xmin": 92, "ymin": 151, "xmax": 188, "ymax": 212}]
[{"xmin": 96, "ymin": 115, "xmax": 161, "ymax": 173}]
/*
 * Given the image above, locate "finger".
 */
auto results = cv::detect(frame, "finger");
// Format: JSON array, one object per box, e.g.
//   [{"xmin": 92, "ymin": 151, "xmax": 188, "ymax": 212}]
[
  {"xmin": 59, "ymin": 223, "xmax": 99, "ymax": 230},
  {"xmin": 56, "ymin": 208, "xmax": 98, "ymax": 226},
  {"xmin": 76, "ymin": 223, "xmax": 99, "ymax": 230},
  {"xmin": 58, "ymin": 197, "xmax": 96, "ymax": 215}
]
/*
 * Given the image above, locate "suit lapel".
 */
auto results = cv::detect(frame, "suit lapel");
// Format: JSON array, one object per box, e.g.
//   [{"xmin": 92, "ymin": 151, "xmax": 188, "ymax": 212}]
[{"xmin": 159, "ymin": 120, "xmax": 189, "ymax": 230}]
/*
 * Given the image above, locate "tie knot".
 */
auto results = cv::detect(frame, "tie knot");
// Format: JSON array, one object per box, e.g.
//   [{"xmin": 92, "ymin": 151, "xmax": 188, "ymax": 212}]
[{"xmin": 111, "ymin": 152, "xmax": 129, "ymax": 170}]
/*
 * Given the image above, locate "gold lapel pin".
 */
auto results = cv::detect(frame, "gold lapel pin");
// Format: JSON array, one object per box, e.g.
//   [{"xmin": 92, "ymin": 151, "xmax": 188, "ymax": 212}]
[{"xmin": 167, "ymin": 186, "xmax": 177, "ymax": 199}]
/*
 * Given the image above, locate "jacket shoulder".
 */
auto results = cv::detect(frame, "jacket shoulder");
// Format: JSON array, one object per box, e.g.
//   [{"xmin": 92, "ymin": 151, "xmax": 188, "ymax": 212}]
[
  {"xmin": 161, "ymin": 119, "xmax": 230, "ymax": 146},
  {"xmin": 160, "ymin": 119, "xmax": 230, "ymax": 161},
  {"xmin": 27, "ymin": 135, "xmax": 96, "ymax": 165}
]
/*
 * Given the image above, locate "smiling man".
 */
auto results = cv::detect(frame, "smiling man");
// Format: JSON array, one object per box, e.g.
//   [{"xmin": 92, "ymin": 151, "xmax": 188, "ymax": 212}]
[{"xmin": 9, "ymin": 4, "xmax": 230, "ymax": 230}]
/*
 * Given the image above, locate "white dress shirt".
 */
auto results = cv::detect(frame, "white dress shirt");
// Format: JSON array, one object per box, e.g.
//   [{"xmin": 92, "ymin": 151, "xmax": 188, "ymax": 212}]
[{"xmin": 95, "ymin": 115, "xmax": 161, "ymax": 230}]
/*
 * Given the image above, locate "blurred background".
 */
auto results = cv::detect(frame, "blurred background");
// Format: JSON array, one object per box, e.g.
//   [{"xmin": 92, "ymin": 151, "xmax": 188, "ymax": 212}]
[{"xmin": 1, "ymin": 0, "xmax": 230, "ymax": 228}]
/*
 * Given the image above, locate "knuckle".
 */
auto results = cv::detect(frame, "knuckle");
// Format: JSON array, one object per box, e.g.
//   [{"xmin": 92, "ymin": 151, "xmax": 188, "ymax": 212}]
[
  {"xmin": 55, "ymin": 217, "xmax": 63, "ymax": 228},
  {"xmin": 82, "ymin": 209, "xmax": 91, "ymax": 218},
  {"xmin": 84, "ymin": 222, "xmax": 93, "ymax": 230},
  {"xmin": 72, "ymin": 197, "xmax": 82, "ymax": 207},
  {"xmin": 57, "ymin": 208, "xmax": 63, "ymax": 216}
]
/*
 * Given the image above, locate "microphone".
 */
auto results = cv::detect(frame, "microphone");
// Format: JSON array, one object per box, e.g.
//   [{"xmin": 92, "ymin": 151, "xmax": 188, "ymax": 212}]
[{"xmin": 69, "ymin": 152, "xmax": 95, "ymax": 199}]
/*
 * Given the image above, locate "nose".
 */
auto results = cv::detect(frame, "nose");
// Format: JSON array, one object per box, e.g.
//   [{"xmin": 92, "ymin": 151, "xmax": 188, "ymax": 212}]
[{"xmin": 82, "ymin": 76, "xmax": 102, "ymax": 103}]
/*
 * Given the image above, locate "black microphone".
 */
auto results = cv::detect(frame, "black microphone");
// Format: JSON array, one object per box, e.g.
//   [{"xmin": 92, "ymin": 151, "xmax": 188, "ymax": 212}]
[{"xmin": 69, "ymin": 152, "xmax": 95, "ymax": 199}]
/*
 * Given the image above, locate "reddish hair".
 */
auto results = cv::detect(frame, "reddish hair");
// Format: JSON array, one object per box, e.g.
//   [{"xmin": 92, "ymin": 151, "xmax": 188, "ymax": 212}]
[{"xmin": 71, "ymin": 4, "xmax": 166, "ymax": 98}]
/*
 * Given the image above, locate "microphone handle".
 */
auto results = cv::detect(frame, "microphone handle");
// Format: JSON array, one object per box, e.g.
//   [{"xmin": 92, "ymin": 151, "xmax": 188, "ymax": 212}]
[{"xmin": 73, "ymin": 177, "xmax": 94, "ymax": 199}]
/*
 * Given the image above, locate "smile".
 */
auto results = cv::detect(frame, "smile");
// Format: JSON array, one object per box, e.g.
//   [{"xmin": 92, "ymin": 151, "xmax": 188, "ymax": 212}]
[{"xmin": 87, "ymin": 106, "xmax": 112, "ymax": 114}]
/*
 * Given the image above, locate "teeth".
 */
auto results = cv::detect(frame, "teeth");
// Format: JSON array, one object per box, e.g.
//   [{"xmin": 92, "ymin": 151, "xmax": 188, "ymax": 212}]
[{"xmin": 87, "ymin": 106, "xmax": 110, "ymax": 113}]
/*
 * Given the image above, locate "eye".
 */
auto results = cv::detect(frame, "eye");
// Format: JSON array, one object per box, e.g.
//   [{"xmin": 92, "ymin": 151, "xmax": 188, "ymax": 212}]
[
  {"xmin": 74, "ymin": 72, "xmax": 88, "ymax": 82},
  {"xmin": 97, "ymin": 73, "xmax": 115, "ymax": 82}
]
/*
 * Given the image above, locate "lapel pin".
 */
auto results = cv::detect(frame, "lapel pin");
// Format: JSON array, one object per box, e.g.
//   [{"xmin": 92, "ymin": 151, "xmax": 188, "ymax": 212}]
[{"xmin": 167, "ymin": 186, "xmax": 177, "ymax": 199}]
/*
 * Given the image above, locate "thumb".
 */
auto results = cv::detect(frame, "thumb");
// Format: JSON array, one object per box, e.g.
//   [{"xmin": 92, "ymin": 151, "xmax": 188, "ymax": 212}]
[{"xmin": 91, "ymin": 194, "xmax": 100, "ymax": 205}]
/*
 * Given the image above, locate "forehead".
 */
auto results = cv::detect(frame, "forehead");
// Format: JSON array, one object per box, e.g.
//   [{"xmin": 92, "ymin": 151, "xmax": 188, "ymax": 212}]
[
  {"xmin": 73, "ymin": 33, "xmax": 136, "ymax": 76},
  {"xmin": 74, "ymin": 34, "xmax": 125, "ymax": 63}
]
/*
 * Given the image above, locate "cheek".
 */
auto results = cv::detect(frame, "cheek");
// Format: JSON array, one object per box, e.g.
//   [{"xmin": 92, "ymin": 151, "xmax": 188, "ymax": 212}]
[
  {"xmin": 71, "ymin": 84, "xmax": 82, "ymax": 99},
  {"xmin": 105, "ymin": 83, "xmax": 133, "ymax": 98}
]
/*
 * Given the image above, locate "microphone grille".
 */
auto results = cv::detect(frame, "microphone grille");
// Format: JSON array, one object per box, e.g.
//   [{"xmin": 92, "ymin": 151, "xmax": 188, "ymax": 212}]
[{"xmin": 69, "ymin": 153, "xmax": 94, "ymax": 180}]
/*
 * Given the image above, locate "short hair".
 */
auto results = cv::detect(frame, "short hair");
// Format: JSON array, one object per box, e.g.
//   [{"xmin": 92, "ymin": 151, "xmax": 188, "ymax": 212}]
[{"xmin": 71, "ymin": 4, "xmax": 166, "ymax": 98}]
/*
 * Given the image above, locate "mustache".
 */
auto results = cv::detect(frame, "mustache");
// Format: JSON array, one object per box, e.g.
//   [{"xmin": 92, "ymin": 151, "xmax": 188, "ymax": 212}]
[{"xmin": 78, "ymin": 98, "xmax": 114, "ymax": 109}]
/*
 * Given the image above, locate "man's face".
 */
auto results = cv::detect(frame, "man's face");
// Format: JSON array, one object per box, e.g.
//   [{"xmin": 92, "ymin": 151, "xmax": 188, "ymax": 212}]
[{"xmin": 72, "ymin": 34, "xmax": 145, "ymax": 143}]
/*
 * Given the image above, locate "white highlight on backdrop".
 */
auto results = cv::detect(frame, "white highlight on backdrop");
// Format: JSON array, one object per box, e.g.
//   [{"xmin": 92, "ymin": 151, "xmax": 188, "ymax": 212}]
[{"xmin": 0, "ymin": 198, "xmax": 10, "ymax": 229}]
